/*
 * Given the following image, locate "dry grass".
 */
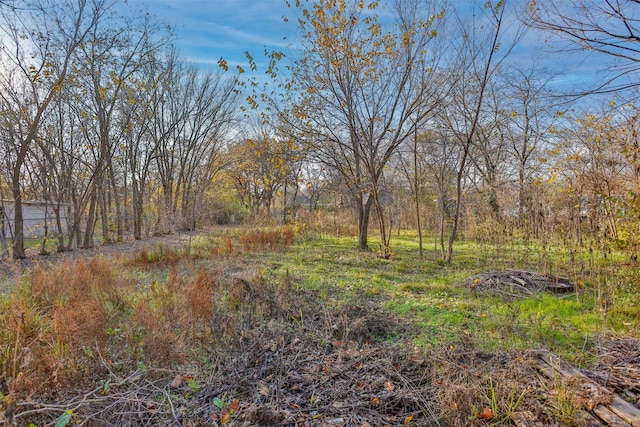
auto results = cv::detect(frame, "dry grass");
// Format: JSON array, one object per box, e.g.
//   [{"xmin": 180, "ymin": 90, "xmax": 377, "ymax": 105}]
[{"xmin": 0, "ymin": 229, "xmax": 299, "ymax": 417}]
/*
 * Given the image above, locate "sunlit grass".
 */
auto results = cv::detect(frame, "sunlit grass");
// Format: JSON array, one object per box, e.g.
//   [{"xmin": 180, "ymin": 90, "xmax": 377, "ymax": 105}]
[{"xmin": 261, "ymin": 229, "xmax": 640, "ymax": 361}]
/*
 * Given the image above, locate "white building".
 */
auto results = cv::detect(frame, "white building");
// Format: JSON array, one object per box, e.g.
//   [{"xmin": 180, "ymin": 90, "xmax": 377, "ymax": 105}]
[{"xmin": 0, "ymin": 200, "xmax": 70, "ymax": 239}]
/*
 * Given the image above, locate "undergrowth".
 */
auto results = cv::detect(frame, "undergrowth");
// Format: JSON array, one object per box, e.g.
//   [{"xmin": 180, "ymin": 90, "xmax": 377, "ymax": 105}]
[{"xmin": 0, "ymin": 225, "xmax": 638, "ymax": 425}]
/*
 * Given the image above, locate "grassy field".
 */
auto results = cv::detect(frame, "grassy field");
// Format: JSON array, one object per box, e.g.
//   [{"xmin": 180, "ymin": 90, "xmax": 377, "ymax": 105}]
[
  {"xmin": 269, "ymin": 230, "xmax": 638, "ymax": 358},
  {"xmin": 0, "ymin": 226, "xmax": 638, "ymax": 425}
]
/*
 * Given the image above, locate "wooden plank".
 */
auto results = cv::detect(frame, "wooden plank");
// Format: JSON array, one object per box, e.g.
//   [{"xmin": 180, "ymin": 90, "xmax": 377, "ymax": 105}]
[
  {"xmin": 609, "ymin": 396, "xmax": 640, "ymax": 427},
  {"xmin": 531, "ymin": 350, "xmax": 640, "ymax": 427},
  {"xmin": 592, "ymin": 406, "xmax": 632, "ymax": 427}
]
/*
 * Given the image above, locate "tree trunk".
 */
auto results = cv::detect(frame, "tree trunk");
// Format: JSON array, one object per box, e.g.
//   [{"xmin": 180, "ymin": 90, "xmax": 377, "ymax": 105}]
[
  {"xmin": 83, "ymin": 187, "xmax": 98, "ymax": 248},
  {"xmin": 132, "ymin": 179, "xmax": 143, "ymax": 240},
  {"xmin": 372, "ymin": 180, "xmax": 390, "ymax": 258},
  {"xmin": 357, "ymin": 195, "xmax": 374, "ymax": 250},
  {"xmin": 11, "ymin": 174, "xmax": 25, "ymax": 259},
  {"xmin": 108, "ymin": 165, "xmax": 123, "ymax": 242},
  {"xmin": 100, "ymin": 187, "xmax": 110, "ymax": 243},
  {"xmin": 413, "ymin": 129, "xmax": 424, "ymax": 259}
]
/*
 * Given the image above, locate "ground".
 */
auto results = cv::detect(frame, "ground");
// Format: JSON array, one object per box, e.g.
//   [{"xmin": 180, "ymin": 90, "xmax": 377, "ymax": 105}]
[{"xmin": 1, "ymin": 229, "xmax": 638, "ymax": 426}]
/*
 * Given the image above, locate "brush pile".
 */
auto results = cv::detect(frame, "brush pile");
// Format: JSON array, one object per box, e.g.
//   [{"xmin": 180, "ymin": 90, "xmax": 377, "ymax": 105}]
[{"xmin": 462, "ymin": 270, "xmax": 573, "ymax": 298}]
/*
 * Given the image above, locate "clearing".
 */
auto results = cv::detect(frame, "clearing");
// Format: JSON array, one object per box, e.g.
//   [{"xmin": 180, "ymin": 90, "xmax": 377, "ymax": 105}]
[{"xmin": 1, "ymin": 227, "xmax": 639, "ymax": 426}]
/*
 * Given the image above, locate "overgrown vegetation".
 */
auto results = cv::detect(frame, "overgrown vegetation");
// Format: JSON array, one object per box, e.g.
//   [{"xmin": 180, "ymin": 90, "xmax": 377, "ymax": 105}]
[{"xmin": 0, "ymin": 224, "xmax": 637, "ymax": 425}]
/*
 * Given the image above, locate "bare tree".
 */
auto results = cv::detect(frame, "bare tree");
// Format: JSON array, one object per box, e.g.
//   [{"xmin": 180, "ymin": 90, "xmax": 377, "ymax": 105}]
[
  {"xmin": 281, "ymin": 0, "xmax": 445, "ymax": 256},
  {"xmin": 501, "ymin": 65, "xmax": 560, "ymax": 236},
  {"xmin": 527, "ymin": 0, "xmax": 640, "ymax": 93},
  {"xmin": 0, "ymin": 0, "xmax": 103, "ymax": 258},
  {"xmin": 152, "ymin": 62, "xmax": 238, "ymax": 233},
  {"xmin": 438, "ymin": 0, "xmax": 523, "ymax": 262},
  {"xmin": 73, "ymin": 10, "xmax": 168, "ymax": 247}
]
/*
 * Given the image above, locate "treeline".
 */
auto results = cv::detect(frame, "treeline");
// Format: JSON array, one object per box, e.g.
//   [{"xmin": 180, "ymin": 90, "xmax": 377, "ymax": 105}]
[
  {"xmin": 1, "ymin": 0, "xmax": 639, "ymax": 262},
  {"xmin": 0, "ymin": 0, "xmax": 241, "ymax": 258}
]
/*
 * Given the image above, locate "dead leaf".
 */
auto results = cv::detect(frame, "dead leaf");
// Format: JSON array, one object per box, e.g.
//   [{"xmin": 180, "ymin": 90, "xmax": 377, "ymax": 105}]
[
  {"xmin": 477, "ymin": 407, "xmax": 494, "ymax": 419},
  {"xmin": 404, "ymin": 413, "xmax": 414, "ymax": 425},
  {"xmin": 259, "ymin": 382, "xmax": 269, "ymax": 396},
  {"xmin": 371, "ymin": 396, "xmax": 380, "ymax": 407},
  {"xmin": 229, "ymin": 398, "xmax": 240, "ymax": 411},
  {"xmin": 384, "ymin": 381, "xmax": 395, "ymax": 391},
  {"xmin": 221, "ymin": 410, "xmax": 230, "ymax": 425},
  {"xmin": 409, "ymin": 354, "xmax": 425, "ymax": 364},
  {"xmin": 170, "ymin": 374, "xmax": 183, "ymax": 388}
]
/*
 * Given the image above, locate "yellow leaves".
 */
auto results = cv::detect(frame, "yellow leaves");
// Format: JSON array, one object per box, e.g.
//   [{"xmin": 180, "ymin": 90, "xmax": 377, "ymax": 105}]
[
  {"xmin": 404, "ymin": 414, "xmax": 414, "ymax": 425},
  {"xmin": 243, "ymin": 51, "xmax": 257, "ymax": 75},
  {"xmin": 246, "ymin": 96, "xmax": 258, "ymax": 109},
  {"xmin": 510, "ymin": 111, "xmax": 517, "ymax": 118},
  {"xmin": 236, "ymin": 65, "xmax": 245, "ymax": 73},
  {"xmin": 98, "ymin": 86, "xmax": 106, "ymax": 99},
  {"xmin": 217, "ymin": 57, "xmax": 229, "ymax": 71},
  {"xmin": 28, "ymin": 65, "xmax": 39, "ymax": 81},
  {"xmin": 220, "ymin": 411, "xmax": 230, "ymax": 425}
]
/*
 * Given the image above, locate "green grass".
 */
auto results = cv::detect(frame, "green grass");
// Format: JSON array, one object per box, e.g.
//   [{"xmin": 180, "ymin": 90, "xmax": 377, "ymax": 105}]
[{"xmin": 250, "ymin": 229, "xmax": 640, "ymax": 361}]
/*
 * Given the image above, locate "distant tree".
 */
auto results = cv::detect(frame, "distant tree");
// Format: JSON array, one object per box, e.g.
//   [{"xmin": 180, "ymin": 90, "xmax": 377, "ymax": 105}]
[
  {"xmin": 438, "ymin": 0, "xmax": 523, "ymax": 262},
  {"xmin": 501, "ymin": 65, "xmax": 560, "ymax": 236},
  {"xmin": 229, "ymin": 121, "xmax": 298, "ymax": 218},
  {"xmin": 152, "ymin": 64, "xmax": 238, "ymax": 233}
]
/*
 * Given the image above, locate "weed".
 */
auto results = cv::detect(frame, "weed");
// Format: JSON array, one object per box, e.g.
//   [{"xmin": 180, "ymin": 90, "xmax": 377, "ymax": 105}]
[{"xmin": 480, "ymin": 378, "xmax": 528, "ymax": 426}]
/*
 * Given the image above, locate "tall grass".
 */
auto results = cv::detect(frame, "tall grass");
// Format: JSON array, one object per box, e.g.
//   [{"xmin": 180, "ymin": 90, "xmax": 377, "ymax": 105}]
[{"xmin": 0, "ymin": 227, "xmax": 299, "ymax": 402}]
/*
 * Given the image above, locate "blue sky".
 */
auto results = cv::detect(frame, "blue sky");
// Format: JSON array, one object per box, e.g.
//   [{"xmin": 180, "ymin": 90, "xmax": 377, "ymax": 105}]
[
  {"xmin": 138, "ymin": 0, "xmax": 297, "ymax": 72},
  {"xmin": 132, "ymin": 0, "xmax": 615, "ymax": 100}
]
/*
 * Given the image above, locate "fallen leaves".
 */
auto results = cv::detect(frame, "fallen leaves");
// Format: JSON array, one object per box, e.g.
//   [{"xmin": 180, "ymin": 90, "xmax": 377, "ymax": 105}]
[
  {"xmin": 170, "ymin": 374, "xmax": 183, "ymax": 388},
  {"xmin": 477, "ymin": 407, "xmax": 494, "ymax": 419}
]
